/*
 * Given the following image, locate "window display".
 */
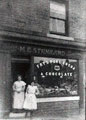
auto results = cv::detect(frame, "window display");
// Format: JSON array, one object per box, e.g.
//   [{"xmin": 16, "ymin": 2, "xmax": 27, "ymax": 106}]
[{"xmin": 34, "ymin": 57, "xmax": 78, "ymax": 97}]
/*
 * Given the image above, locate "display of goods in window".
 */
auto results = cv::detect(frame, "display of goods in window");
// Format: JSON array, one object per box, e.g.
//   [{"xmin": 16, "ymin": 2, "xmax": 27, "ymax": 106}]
[{"xmin": 34, "ymin": 57, "xmax": 78, "ymax": 97}]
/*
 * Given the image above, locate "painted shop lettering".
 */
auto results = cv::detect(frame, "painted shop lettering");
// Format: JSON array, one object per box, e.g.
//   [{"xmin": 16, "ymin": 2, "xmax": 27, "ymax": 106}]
[
  {"xmin": 18, "ymin": 46, "xmax": 65, "ymax": 56},
  {"xmin": 43, "ymin": 72, "xmax": 73, "ymax": 77},
  {"xmin": 5, "ymin": 44, "xmax": 66, "ymax": 56},
  {"xmin": 20, "ymin": 46, "xmax": 32, "ymax": 53}
]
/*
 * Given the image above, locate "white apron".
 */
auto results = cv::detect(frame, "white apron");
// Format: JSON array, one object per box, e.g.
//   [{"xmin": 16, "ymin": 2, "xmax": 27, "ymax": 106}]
[
  {"xmin": 23, "ymin": 85, "xmax": 38, "ymax": 110},
  {"xmin": 12, "ymin": 81, "xmax": 26, "ymax": 109}
]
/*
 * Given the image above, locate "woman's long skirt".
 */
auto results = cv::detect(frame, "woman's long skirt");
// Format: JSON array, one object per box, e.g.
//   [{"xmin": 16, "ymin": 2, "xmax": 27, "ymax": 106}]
[
  {"xmin": 23, "ymin": 94, "xmax": 37, "ymax": 110},
  {"xmin": 12, "ymin": 92, "xmax": 25, "ymax": 109}
]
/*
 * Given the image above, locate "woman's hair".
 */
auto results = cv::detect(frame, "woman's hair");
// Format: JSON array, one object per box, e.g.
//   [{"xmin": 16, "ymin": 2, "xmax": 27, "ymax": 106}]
[
  {"xmin": 17, "ymin": 74, "xmax": 22, "ymax": 77},
  {"xmin": 17, "ymin": 75, "xmax": 22, "ymax": 80}
]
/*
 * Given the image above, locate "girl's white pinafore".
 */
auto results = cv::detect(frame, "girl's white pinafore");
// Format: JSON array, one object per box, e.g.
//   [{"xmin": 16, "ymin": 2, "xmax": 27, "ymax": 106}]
[{"xmin": 23, "ymin": 85, "xmax": 38, "ymax": 110}]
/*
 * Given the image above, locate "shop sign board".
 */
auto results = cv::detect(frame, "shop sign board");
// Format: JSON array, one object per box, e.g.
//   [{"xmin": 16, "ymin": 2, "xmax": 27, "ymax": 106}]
[{"xmin": 1, "ymin": 43, "xmax": 81, "ymax": 59}]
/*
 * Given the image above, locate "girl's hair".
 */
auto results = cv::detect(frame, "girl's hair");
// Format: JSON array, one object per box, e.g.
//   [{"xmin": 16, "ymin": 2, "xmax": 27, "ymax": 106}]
[{"xmin": 31, "ymin": 81, "xmax": 35, "ymax": 84}]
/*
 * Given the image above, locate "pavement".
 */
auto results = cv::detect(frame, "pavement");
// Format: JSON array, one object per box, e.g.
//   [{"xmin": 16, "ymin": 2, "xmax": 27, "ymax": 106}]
[{"xmin": 1, "ymin": 112, "xmax": 85, "ymax": 120}]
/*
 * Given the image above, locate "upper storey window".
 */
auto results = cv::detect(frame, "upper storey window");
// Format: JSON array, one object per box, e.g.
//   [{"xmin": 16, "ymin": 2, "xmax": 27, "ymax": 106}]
[{"xmin": 50, "ymin": 0, "xmax": 68, "ymax": 36}]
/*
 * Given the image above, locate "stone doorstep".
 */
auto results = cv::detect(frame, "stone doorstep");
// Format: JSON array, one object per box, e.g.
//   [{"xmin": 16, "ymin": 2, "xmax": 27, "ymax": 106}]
[{"xmin": 9, "ymin": 112, "xmax": 26, "ymax": 118}]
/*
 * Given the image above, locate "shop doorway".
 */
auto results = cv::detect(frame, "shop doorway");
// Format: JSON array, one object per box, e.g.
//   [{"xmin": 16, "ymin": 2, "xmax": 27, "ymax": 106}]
[
  {"xmin": 11, "ymin": 57, "xmax": 32, "ymax": 86},
  {"xmin": 10, "ymin": 57, "xmax": 33, "ymax": 112}
]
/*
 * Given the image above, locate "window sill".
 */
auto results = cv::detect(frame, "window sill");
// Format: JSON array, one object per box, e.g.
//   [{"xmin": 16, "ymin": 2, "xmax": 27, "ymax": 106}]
[
  {"xmin": 37, "ymin": 96, "xmax": 80, "ymax": 103},
  {"xmin": 47, "ymin": 33, "xmax": 74, "ymax": 41}
]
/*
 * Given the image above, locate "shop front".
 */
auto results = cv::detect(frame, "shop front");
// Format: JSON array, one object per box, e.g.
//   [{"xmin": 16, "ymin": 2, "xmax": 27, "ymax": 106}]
[
  {"xmin": 0, "ymin": 36, "xmax": 84, "ymax": 118},
  {"xmin": 11, "ymin": 44, "xmax": 79, "ymax": 98}
]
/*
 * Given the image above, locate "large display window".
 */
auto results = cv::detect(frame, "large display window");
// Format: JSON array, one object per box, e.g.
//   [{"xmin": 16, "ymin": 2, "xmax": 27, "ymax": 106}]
[{"xmin": 34, "ymin": 57, "xmax": 78, "ymax": 97}]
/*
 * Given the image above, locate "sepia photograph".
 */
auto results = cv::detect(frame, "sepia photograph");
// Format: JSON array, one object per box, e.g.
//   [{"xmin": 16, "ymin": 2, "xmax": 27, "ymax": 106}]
[{"xmin": 0, "ymin": 0, "xmax": 85, "ymax": 120}]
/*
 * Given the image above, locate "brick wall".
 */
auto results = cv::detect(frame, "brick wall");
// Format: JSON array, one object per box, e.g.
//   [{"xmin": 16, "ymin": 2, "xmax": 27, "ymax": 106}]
[
  {"xmin": 69, "ymin": 0, "xmax": 86, "ymax": 41},
  {"xmin": 33, "ymin": 101, "xmax": 79, "ymax": 118},
  {"xmin": 0, "ymin": 0, "xmax": 86, "ymax": 40},
  {"xmin": 0, "ymin": 0, "xmax": 49, "ymax": 36},
  {"xmin": 0, "ymin": 52, "xmax": 11, "ymax": 118},
  {"xmin": 79, "ymin": 58, "xmax": 85, "ymax": 113}
]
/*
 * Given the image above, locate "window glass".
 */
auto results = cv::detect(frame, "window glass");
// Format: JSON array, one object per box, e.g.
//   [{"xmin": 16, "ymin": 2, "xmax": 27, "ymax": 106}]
[
  {"xmin": 50, "ymin": 18, "xmax": 57, "ymax": 33},
  {"xmin": 50, "ymin": 0, "xmax": 67, "ymax": 35},
  {"xmin": 34, "ymin": 57, "xmax": 78, "ymax": 97},
  {"xmin": 50, "ymin": 18, "xmax": 65, "ymax": 34},
  {"xmin": 50, "ymin": 1, "xmax": 66, "ymax": 19}
]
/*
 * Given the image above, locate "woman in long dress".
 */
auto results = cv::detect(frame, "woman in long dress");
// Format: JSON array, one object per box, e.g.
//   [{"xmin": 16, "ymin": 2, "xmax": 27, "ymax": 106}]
[
  {"xmin": 12, "ymin": 75, "xmax": 26, "ymax": 112},
  {"xmin": 23, "ymin": 81, "xmax": 39, "ymax": 116}
]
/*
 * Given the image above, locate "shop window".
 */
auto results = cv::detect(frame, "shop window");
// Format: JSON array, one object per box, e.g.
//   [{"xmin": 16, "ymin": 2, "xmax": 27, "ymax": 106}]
[
  {"xmin": 50, "ymin": 0, "xmax": 68, "ymax": 35},
  {"xmin": 34, "ymin": 57, "xmax": 78, "ymax": 98}
]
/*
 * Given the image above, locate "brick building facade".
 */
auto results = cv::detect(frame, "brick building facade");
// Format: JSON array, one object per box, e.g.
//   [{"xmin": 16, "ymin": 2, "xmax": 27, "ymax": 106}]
[{"xmin": 0, "ymin": 0, "xmax": 85, "ymax": 119}]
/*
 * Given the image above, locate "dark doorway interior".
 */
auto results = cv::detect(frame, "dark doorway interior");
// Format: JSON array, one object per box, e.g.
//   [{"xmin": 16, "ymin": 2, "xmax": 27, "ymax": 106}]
[{"xmin": 11, "ymin": 58, "xmax": 31, "ymax": 86}]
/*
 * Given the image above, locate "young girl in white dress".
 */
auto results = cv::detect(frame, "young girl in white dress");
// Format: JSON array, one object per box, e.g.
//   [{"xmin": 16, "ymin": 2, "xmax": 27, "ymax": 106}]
[
  {"xmin": 12, "ymin": 75, "xmax": 26, "ymax": 112},
  {"xmin": 23, "ymin": 81, "xmax": 39, "ymax": 117}
]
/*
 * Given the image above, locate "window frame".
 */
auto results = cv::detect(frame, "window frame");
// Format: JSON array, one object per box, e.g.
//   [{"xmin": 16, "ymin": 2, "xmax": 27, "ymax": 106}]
[{"xmin": 49, "ymin": 0, "xmax": 69, "ymax": 36}]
